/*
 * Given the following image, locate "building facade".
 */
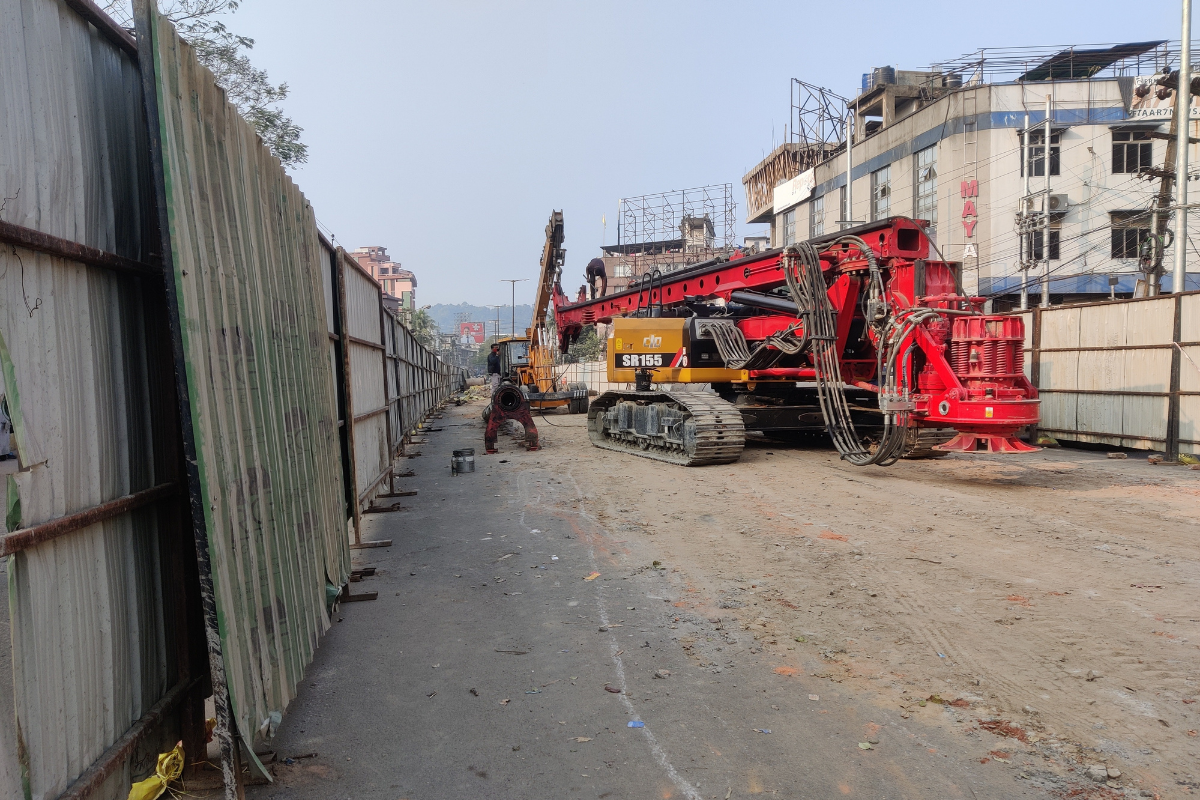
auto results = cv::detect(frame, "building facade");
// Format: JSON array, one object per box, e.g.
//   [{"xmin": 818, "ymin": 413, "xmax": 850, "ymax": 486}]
[
  {"xmin": 746, "ymin": 51, "xmax": 1200, "ymax": 306},
  {"xmin": 350, "ymin": 245, "xmax": 417, "ymax": 311}
]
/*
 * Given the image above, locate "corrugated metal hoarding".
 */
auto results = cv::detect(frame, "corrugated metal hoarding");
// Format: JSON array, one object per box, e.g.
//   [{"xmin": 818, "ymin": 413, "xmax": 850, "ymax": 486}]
[
  {"xmin": 327, "ymin": 247, "xmax": 467, "ymax": 535},
  {"xmin": 339, "ymin": 252, "xmax": 391, "ymax": 510},
  {"xmin": 139, "ymin": 0, "xmax": 351, "ymax": 778},
  {"xmin": 1022, "ymin": 291, "xmax": 1199, "ymax": 455},
  {"xmin": 0, "ymin": 1, "xmax": 197, "ymax": 798},
  {"xmin": 0, "ymin": 0, "xmax": 467, "ymax": 794},
  {"xmin": 387, "ymin": 314, "xmax": 466, "ymax": 445}
]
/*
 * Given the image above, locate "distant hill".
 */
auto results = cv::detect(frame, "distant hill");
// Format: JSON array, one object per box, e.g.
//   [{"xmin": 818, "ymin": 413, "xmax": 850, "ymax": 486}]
[{"xmin": 429, "ymin": 303, "xmax": 534, "ymax": 338}]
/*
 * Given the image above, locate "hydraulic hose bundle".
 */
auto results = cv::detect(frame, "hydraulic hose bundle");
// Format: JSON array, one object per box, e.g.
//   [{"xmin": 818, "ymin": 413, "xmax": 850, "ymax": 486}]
[
  {"xmin": 783, "ymin": 241, "xmax": 941, "ymax": 467},
  {"xmin": 696, "ymin": 318, "xmax": 807, "ymax": 371}
]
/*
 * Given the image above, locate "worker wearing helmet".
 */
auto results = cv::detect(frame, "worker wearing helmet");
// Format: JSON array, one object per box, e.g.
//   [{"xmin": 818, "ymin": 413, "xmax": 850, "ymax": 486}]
[{"xmin": 585, "ymin": 258, "xmax": 607, "ymax": 300}]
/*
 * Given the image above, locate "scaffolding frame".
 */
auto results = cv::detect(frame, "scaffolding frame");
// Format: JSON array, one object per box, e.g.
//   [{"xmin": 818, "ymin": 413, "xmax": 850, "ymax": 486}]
[
  {"xmin": 789, "ymin": 80, "xmax": 849, "ymax": 170},
  {"xmin": 617, "ymin": 184, "xmax": 737, "ymax": 251}
]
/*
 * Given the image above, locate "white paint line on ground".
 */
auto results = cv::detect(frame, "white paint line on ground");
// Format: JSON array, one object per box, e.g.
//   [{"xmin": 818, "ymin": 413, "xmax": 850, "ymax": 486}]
[{"xmin": 514, "ymin": 470, "xmax": 704, "ymax": 800}]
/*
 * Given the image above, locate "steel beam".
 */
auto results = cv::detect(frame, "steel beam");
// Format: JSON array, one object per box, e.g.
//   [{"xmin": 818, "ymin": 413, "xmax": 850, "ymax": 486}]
[
  {"xmin": 0, "ymin": 483, "xmax": 176, "ymax": 557},
  {"xmin": 0, "ymin": 220, "xmax": 159, "ymax": 277}
]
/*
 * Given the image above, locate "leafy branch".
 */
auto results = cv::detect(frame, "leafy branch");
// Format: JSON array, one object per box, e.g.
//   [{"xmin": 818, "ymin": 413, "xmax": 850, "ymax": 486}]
[{"xmin": 102, "ymin": 0, "xmax": 307, "ymax": 167}]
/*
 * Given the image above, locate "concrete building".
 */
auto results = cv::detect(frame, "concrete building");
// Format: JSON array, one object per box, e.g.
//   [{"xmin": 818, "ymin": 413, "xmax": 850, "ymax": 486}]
[
  {"xmin": 351, "ymin": 245, "xmax": 417, "ymax": 311},
  {"xmin": 596, "ymin": 216, "xmax": 727, "ymax": 295},
  {"xmin": 744, "ymin": 43, "xmax": 1200, "ymax": 307}
]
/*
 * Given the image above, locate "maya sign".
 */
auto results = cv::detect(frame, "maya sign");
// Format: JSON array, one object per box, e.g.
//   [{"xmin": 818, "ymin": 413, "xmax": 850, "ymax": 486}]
[{"xmin": 961, "ymin": 179, "xmax": 978, "ymax": 259}]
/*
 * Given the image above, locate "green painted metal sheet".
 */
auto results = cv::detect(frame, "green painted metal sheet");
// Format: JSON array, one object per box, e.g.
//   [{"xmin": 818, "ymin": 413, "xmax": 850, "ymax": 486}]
[{"xmin": 144, "ymin": 4, "xmax": 351, "ymax": 754}]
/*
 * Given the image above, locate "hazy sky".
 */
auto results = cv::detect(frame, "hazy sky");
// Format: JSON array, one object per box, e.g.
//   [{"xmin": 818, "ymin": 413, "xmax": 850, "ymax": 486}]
[{"xmin": 220, "ymin": 1, "xmax": 1181, "ymax": 306}]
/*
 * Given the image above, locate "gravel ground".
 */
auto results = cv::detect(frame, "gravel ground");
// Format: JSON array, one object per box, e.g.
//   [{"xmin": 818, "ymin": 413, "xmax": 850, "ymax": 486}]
[{"xmin": 245, "ymin": 398, "xmax": 1197, "ymax": 799}]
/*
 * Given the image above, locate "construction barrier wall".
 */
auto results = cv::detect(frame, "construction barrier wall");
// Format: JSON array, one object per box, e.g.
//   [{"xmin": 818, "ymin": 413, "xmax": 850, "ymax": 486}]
[
  {"xmin": 338, "ymin": 249, "xmax": 392, "ymax": 515},
  {"xmin": 0, "ymin": 0, "xmax": 205, "ymax": 797},
  {"xmin": 387, "ymin": 312, "xmax": 466, "ymax": 447},
  {"xmin": 1020, "ymin": 291, "xmax": 1200, "ymax": 456},
  {"xmin": 327, "ymin": 247, "xmax": 465, "ymax": 535},
  {"xmin": 0, "ymin": 1, "xmax": 477, "ymax": 795},
  {"xmin": 139, "ymin": 0, "xmax": 356, "ymax": 785}
]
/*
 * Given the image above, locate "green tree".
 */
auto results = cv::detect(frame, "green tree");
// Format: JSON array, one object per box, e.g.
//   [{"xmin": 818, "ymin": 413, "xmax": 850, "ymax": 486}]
[
  {"xmin": 407, "ymin": 309, "xmax": 439, "ymax": 351},
  {"xmin": 564, "ymin": 325, "xmax": 604, "ymax": 363},
  {"xmin": 102, "ymin": 0, "xmax": 308, "ymax": 167}
]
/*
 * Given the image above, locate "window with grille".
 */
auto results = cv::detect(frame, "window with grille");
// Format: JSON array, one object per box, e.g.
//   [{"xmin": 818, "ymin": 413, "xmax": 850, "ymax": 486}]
[
  {"xmin": 1022, "ymin": 129, "xmax": 1061, "ymax": 177},
  {"xmin": 871, "ymin": 165, "xmax": 891, "ymax": 221},
  {"xmin": 1023, "ymin": 230, "xmax": 1060, "ymax": 261},
  {"xmin": 613, "ymin": 263, "xmax": 632, "ymax": 278},
  {"xmin": 810, "ymin": 195, "xmax": 825, "ymax": 238},
  {"xmin": 1110, "ymin": 211, "xmax": 1151, "ymax": 259},
  {"xmin": 913, "ymin": 146, "xmax": 937, "ymax": 225},
  {"xmin": 782, "ymin": 208, "xmax": 797, "ymax": 245},
  {"xmin": 1112, "ymin": 131, "xmax": 1153, "ymax": 174}
]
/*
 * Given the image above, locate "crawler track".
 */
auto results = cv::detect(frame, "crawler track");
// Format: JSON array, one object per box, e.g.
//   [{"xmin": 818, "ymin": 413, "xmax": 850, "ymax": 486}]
[{"xmin": 587, "ymin": 390, "xmax": 746, "ymax": 466}]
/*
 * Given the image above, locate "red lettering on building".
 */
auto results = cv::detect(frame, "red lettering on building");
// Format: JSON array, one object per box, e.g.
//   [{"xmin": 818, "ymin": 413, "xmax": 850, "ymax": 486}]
[
  {"xmin": 961, "ymin": 200, "xmax": 977, "ymax": 217},
  {"xmin": 963, "ymin": 220, "xmax": 977, "ymax": 237},
  {"xmin": 960, "ymin": 180, "xmax": 978, "ymax": 198}
]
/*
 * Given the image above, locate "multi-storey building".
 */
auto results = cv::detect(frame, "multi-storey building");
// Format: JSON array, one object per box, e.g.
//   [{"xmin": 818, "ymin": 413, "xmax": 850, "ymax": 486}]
[
  {"xmin": 350, "ymin": 245, "xmax": 417, "ymax": 311},
  {"xmin": 743, "ymin": 42, "xmax": 1199, "ymax": 307}
]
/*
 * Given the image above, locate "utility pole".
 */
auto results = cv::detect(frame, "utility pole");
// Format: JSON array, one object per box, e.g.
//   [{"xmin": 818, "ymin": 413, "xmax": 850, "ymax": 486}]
[
  {"xmin": 1175, "ymin": 0, "xmax": 1193, "ymax": 294},
  {"xmin": 1041, "ymin": 94, "xmax": 1053, "ymax": 308},
  {"xmin": 500, "ymin": 279, "xmax": 528, "ymax": 337},
  {"xmin": 1020, "ymin": 112, "xmax": 1031, "ymax": 311},
  {"xmin": 1148, "ymin": 59, "xmax": 1192, "ymax": 295},
  {"xmin": 842, "ymin": 109, "xmax": 855, "ymax": 229}
]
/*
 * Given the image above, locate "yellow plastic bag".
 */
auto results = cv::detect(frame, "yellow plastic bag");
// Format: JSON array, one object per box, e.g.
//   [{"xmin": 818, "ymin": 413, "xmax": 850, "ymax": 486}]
[{"xmin": 127, "ymin": 742, "xmax": 184, "ymax": 800}]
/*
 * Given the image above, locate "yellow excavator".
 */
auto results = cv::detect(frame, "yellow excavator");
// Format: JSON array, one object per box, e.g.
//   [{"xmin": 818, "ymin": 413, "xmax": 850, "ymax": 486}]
[{"xmin": 492, "ymin": 211, "xmax": 589, "ymax": 414}]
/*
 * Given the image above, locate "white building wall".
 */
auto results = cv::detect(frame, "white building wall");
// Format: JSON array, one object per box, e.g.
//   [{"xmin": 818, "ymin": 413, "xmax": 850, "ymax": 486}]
[{"xmin": 776, "ymin": 78, "xmax": 1200, "ymax": 298}]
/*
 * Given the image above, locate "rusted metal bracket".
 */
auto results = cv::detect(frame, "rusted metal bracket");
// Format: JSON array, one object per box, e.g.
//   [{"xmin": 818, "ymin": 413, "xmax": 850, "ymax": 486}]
[
  {"xmin": 340, "ymin": 585, "xmax": 377, "ymax": 602},
  {"xmin": 56, "ymin": 675, "xmax": 202, "ymax": 800},
  {"xmin": 0, "ymin": 483, "xmax": 177, "ymax": 557},
  {"xmin": 349, "ymin": 540, "xmax": 392, "ymax": 549},
  {"xmin": 0, "ymin": 219, "xmax": 159, "ymax": 277},
  {"xmin": 352, "ymin": 406, "xmax": 389, "ymax": 424}
]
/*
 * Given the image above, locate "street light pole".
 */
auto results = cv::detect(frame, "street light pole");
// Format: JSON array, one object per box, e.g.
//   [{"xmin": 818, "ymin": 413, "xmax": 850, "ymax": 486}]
[
  {"xmin": 501, "ymin": 279, "xmax": 528, "ymax": 336},
  {"xmin": 486, "ymin": 304, "xmax": 504, "ymax": 342}
]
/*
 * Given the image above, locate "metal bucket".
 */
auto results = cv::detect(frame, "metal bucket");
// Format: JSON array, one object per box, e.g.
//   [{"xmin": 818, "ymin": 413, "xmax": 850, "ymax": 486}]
[{"xmin": 451, "ymin": 447, "xmax": 475, "ymax": 475}]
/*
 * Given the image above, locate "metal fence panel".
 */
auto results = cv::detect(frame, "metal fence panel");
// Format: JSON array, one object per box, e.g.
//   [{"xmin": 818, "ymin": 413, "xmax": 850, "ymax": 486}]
[
  {"xmin": 1029, "ymin": 293, "xmax": 1197, "ymax": 454},
  {"xmin": 338, "ymin": 252, "xmax": 391, "ymax": 508},
  {"xmin": 0, "ymin": 1, "xmax": 182, "ymax": 797},
  {"xmin": 144, "ymin": 3, "xmax": 351, "ymax": 764},
  {"xmin": 1125, "ymin": 297, "xmax": 1174, "ymax": 346},
  {"xmin": 388, "ymin": 315, "xmax": 464, "ymax": 445}
]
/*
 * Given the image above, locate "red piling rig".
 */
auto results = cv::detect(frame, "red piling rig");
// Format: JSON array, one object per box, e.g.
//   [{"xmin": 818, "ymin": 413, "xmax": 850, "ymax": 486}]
[
  {"xmin": 932, "ymin": 315, "xmax": 1039, "ymax": 453},
  {"xmin": 549, "ymin": 217, "xmax": 1040, "ymax": 459}
]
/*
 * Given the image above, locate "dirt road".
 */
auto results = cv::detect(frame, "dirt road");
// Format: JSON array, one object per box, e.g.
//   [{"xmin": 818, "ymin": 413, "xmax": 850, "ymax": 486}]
[
  {"xmin": 251, "ymin": 398, "xmax": 1196, "ymax": 799},
  {"xmin": 522, "ymin": 402, "xmax": 1198, "ymax": 797}
]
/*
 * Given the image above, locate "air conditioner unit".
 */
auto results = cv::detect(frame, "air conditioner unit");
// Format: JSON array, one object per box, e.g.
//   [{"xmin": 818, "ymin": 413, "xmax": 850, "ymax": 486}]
[{"xmin": 1019, "ymin": 194, "xmax": 1069, "ymax": 214}]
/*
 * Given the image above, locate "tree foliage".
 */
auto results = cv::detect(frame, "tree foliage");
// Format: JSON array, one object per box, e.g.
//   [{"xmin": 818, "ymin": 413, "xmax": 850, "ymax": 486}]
[
  {"xmin": 564, "ymin": 325, "xmax": 604, "ymax": 363},
  {"xmin": 406, "ymin": 309, "xmax": 439, "ymax": 351},
  {"xmin": 102, "ymin": 0, "xmax": 308, "ymax": 167}
]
